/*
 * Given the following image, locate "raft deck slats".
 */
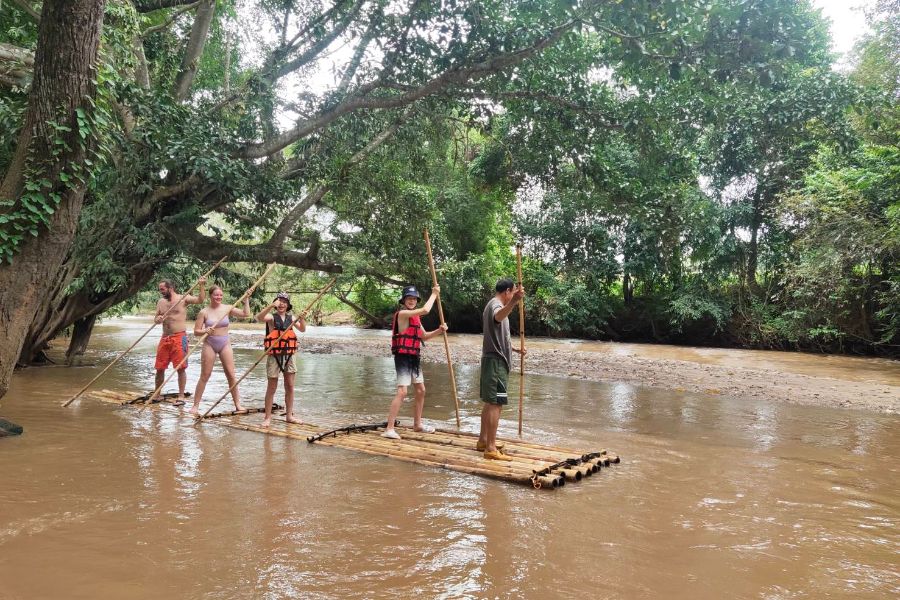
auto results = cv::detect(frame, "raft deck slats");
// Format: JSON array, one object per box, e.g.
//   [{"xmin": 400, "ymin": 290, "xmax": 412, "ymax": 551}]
[{"xmin": 93, "ymin": 389, "xmax": 619, "ymax": 489}]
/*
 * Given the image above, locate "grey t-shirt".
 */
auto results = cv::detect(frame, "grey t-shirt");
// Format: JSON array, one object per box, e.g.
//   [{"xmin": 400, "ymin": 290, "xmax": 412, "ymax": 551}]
[{"xmin": 482, "ymin": 297, "xmax": 511, "ymax": 369}]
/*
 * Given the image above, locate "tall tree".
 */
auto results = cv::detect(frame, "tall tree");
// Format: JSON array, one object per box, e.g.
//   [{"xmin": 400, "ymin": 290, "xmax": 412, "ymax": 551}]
[{"xmin": 0, "ymin": 0, "xmax": 107, "ymax": 398}]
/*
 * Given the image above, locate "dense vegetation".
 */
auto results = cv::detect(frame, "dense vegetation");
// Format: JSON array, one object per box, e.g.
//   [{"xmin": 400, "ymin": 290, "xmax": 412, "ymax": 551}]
[{"xmin": 1, "ymin": 0, "xmax": 897, "ymax": 399}]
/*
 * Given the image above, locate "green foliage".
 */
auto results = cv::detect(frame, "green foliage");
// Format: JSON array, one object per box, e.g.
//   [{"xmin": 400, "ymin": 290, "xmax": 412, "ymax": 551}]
[{"xmin": 4, "ymin": 0, "xmax": 897, "ymax": 356}]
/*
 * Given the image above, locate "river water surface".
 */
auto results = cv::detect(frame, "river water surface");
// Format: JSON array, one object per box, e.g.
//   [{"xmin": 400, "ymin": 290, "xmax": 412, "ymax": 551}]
[{"xmin": 1, "ymin": 322, "xmax": 898, "ymax": 599}]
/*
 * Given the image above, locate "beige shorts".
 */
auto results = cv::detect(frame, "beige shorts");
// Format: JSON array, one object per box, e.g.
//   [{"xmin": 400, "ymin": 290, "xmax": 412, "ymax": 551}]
[{"xmin": 266, "ymin": 354, "xmax": 297, "ymax": 379}]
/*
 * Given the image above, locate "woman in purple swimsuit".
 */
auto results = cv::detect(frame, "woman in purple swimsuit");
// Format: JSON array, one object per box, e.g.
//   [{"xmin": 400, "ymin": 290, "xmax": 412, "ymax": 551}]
[{"xmin": 189, "ymin": 285, "xmax": 252, "ymax": 415}]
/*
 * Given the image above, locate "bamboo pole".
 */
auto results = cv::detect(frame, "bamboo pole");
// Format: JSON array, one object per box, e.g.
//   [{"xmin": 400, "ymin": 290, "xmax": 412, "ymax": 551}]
[
  {"xmin": 141, "ymin": 262, "xmax": 277, "ymax": 407},
  {"xmin": 61, "ymin": 256, "xmax": 227, "ymax": 407},
  {"xmin": 423, "ymin": 228, "xmax": 461, "ymax": 429},
  {"xmin": 516, "ymin": 244, "xmax": 525, "ymax": 437},
  {"xmin": 198, "ymin": 277, "xmax": 337, "ymax": 419}
]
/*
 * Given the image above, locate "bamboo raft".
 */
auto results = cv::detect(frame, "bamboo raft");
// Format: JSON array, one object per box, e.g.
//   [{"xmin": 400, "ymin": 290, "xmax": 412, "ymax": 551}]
[{"xmin": 90, "ymin": 389, "xmax": 620, "ymax": 490}]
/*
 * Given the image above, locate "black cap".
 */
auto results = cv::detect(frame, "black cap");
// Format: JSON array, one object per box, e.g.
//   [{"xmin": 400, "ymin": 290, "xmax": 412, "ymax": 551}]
[{"xmin": 399, "ymin": 285, "xmax": 420, "ymax": 303}]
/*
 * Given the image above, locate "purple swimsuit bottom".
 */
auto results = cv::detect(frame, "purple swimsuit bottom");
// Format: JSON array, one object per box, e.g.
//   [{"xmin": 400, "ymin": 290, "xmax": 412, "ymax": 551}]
[{"xmin": 205, "ymin": 314, "xmax": 230, "ymax": 354}]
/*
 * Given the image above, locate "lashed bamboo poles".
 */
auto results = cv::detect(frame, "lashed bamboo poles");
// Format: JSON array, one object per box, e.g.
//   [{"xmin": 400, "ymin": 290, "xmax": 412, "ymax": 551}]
[
  {"xmin": 516, "ymin": 243, "xmax": 525, "ymax": 437},
  {"xmin": 103, "ymin": 392, "xmax": 600, "ymax": 487},
  {"xmin": 311, "ymin": 432, "xmax": 563, "ymax": 486},
  {"xmin": 141, "ymin": 263, "xmax": 277, "ymax": 407},
  {"xmin": 423, "ymin": 228, "xmax": 461, "ymax": 429},
  {"xmin": 198, "ymin": 277, "xmax": 337, "ymax": 419},
  {"xmin": 62, "ymin": 257, "xmax": 227, "ymax": 408}
]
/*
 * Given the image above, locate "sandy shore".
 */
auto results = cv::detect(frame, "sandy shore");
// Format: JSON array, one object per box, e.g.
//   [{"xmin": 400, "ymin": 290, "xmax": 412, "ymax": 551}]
[{"xmin": 226, "ymin": 330, "xmax": 900, "ymax": 415}]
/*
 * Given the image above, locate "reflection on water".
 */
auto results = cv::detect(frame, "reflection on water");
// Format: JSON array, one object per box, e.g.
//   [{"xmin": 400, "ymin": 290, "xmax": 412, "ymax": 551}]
[{"xmin": 0, "ymin": 324, "xmax": 898, "ymax": 599}]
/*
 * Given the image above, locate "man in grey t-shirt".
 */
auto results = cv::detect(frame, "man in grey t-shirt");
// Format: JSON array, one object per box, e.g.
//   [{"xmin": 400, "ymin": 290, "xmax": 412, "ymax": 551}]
[{"xmin": 477, "ymin": 278, "xmax": 526, "ymax": 460}]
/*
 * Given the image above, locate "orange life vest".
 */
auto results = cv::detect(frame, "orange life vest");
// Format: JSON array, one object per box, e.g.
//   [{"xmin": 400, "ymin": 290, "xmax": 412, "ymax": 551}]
[
  {"xmin": 265, "ymin": 313, "xmax": 298, "ymax": 355},
  {"xmin": 391, "ymin": 312, "xmax": 422, "ymax": 356}
]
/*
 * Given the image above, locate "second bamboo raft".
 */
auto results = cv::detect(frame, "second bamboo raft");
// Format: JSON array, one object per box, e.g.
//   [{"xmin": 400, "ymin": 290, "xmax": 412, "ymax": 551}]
[{"xmin": 90, "ymin": 389, "xmax": 620, "ymax": 490}]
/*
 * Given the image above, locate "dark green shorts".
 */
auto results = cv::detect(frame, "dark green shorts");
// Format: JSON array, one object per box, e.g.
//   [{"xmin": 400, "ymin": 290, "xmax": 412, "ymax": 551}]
[{"xmin": 480, "ymin": 354, "xmax": 509, "ymax": 405}]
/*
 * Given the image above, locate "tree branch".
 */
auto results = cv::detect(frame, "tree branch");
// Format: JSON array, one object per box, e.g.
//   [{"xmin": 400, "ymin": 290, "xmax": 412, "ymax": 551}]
[
  {"xmin": 333, "ymin": 20, "xmax": 376, "ymax": 97},
  {"xmin": 333, "ymin": 286, "xmax": 389, "ymax": 327},
  {"xmin": 176, "ymin": 225, "xmax": 342, "ymax": 273},
  {"xmin": 141, "ymin": 0, "xmax": 199, "ymax": 37},
  {"xmin": 459, "ymin": 90, "xmax": 622, "ymax": 127},
  {"xmin": 357, "ymin": 268, "xmax": 407, "ymax": 288},
  {"xmin": 10, "ymin": 0, "xmax": 41, "ymax": 22},
  {"xmin": 0, "ymin": 43, "xmax": 35, "ymax": 90},
  {"xmin": 136, "ymin": 173, "xmax": 203, "ymax": 220},
  {"xmin": 269, "ymin": 108, "xmax": 411, "ymax": 247},
  {"xmin": 132, "ymin": 36, "xmax": 151, "ymax": 89},
  {"xmin": 267, "ymin": 185, "xmax": 328, "ymax": 249},
  {"xmin": 282, "ymin": 0, "xmax": 355, "ymax": 54},
  {"xmin": 172, "ymin": 0, "xmax": 215, "ymax": 101},
  {"xmin": 237, "ymin": 19, "xmax": 579, "ymax": 159},
  {"xmin": 268, "ymin": 0, "xmax": 364, "ymax": 83},
  {"xmin": 134, "ymin": 0, "xmax": 198, "ymax": 12}
]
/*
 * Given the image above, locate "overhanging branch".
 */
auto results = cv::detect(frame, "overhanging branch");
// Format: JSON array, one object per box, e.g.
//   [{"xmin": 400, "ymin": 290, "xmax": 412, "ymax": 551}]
[
  {"xmin": 236, "ymin": 18, "xmax": 580, "ymax": 160},
  {"xmin": 177, "ymin": 226, "xmax": 342, "ymax": 273}
]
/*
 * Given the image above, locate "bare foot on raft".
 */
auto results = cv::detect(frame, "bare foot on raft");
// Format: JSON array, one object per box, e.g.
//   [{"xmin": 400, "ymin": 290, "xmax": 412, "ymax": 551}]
[
  {"xmin": 285, "ymin": 415, "xmax": 303, "ymax": 425},
  {"xmin": 189, "ymin": 406, "xmax": 199, "ymax": 416},
  {"xmin": 261, "ymin": 418, "xmax": 271, "ymax": 428}
]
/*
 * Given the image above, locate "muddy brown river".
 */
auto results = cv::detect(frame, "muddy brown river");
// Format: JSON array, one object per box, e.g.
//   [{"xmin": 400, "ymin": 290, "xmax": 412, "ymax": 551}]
[{"xmin": 1, "ymin": 321, "xmax": 898, "ymax": 599}]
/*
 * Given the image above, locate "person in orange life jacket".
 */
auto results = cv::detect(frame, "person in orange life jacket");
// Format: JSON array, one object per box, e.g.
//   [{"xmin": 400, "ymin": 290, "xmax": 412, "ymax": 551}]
[
  {"xmin": 254, "ymin": 292, "xmax": 306, "ymax": 427},
  {"xmin": 381, "ymin": 285, "xmax": 448, "ymax": 440}
]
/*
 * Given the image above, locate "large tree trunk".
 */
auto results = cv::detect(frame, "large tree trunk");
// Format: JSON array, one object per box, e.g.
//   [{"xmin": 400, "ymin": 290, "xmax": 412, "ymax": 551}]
[
  {"xmin": 0, "ymin": 0, "xmax": 106, "ymax": 400},
  {"xmin": 746, "ymin": 187, "xmax": 762, "ymax": 295},
  {"xmin": 65, "ymin": 314, "xmax": 99, "ymax": 365},
  {"xmin": 18, "ymin": 259, "xmax": 156, "ymax": 365}
]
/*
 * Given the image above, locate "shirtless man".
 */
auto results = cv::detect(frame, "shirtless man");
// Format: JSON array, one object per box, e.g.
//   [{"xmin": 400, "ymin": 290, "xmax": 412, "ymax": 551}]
[{"xmin": 152, "ymin": 278, "xmax": 206, "ymax": 403}]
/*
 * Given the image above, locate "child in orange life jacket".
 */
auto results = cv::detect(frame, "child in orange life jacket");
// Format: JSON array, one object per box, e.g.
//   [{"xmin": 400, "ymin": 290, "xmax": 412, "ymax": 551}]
[
  {"xmin": 254, "ymin": 292, "xmax": 306, "ymax": 427},
  {"xmin": 382, "ymin": 285, "xmax": 448, "ymax": 440}
]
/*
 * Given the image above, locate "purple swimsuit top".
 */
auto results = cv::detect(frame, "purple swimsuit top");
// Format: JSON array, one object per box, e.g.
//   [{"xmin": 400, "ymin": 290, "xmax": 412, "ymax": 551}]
[{"xmin": 205, "ymin": 314, "xmax": 230, "ymax": 328}]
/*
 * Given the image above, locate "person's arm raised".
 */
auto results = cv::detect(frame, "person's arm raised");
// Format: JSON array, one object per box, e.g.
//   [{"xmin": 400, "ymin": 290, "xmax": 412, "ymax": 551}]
[
  {"xmin": 254, "ymin": 303, "xmax": 275, "ymax": 323},
  {"xmin": 493, "ymin": 286, "xmax": 525, "ymax": 323},
  {"xmin": 398, "ymin": 286, "xmax": 441, "ymax": 318},
  {"xmin": 188, "ymin": 277, "xmax": 207, "ymax": 305},
  {"xmin": 230, "ymin": 297, "xmax": 252, "ymax": 319}
]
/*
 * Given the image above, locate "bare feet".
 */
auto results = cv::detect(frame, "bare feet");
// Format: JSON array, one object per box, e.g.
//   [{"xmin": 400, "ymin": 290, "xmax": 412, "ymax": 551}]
[
  {"xmin": 285, "ymin": 414, "xmax": 303, "ymax": 424},
  {"xmin": 189, "ymin": 406, "xmax": 199, "ymax": 416},
  {"xmin": 261, "ymin": 418, "xmax": 271, "ymax": 427},
  {"xmin": 233, "ymin": 404, "xmax": 246, "ymax": 413}
]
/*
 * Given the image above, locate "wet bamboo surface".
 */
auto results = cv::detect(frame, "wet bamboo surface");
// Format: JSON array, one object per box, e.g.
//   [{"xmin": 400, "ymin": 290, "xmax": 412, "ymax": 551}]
[{"xmin": 91, "ymin": 389, "xmax": 619, "ymax": 490}]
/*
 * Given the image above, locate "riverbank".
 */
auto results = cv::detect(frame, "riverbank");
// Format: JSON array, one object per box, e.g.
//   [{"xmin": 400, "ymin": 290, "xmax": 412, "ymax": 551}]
[
  {"xmin": 49, "ymin": 318, "xmax": 899, "ymax": 415},
  {"xmin": 270, "ymin": 332, "xmax": 899, "ymax": 415}
]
